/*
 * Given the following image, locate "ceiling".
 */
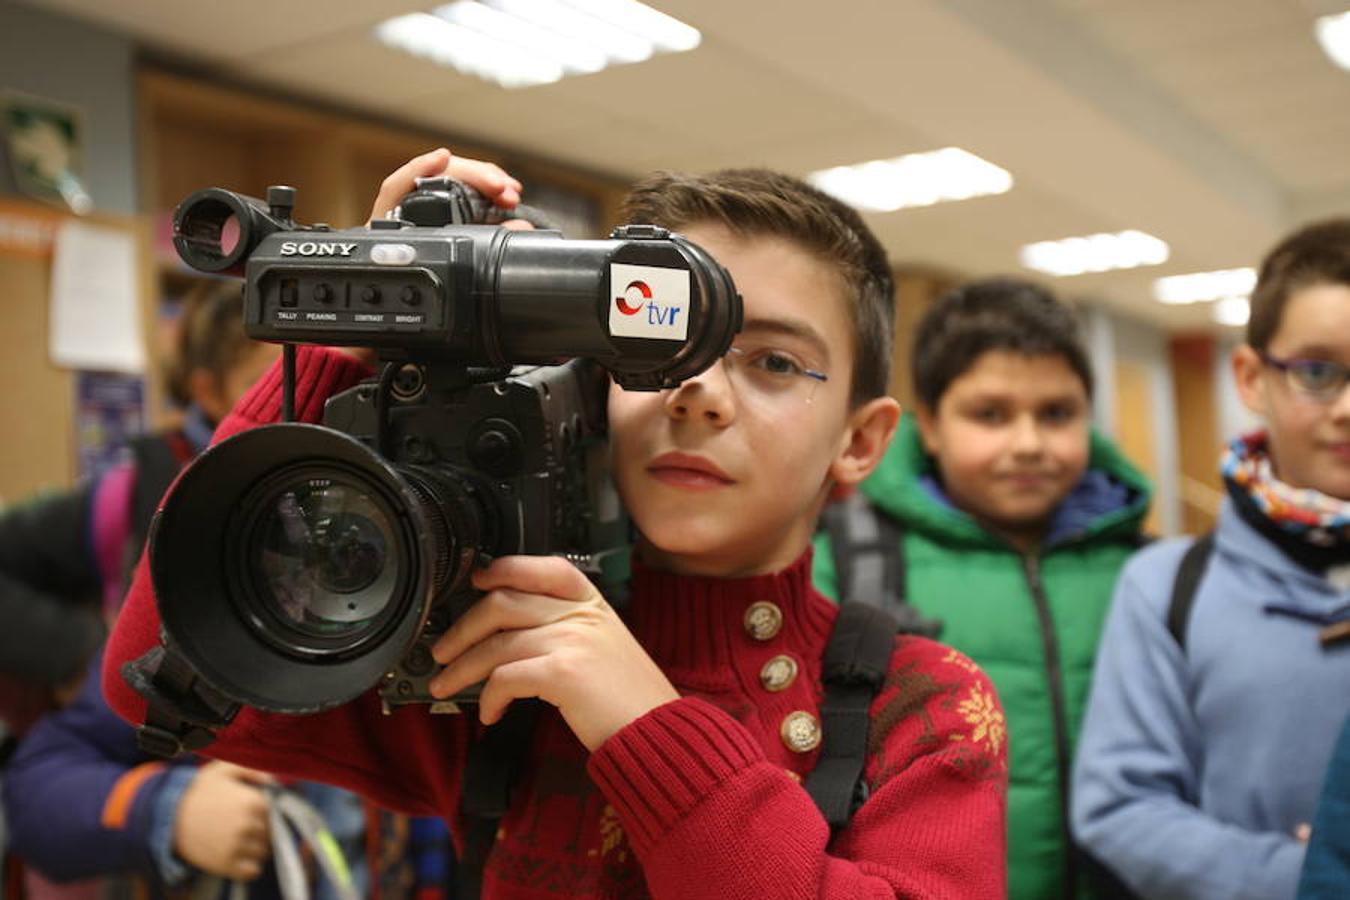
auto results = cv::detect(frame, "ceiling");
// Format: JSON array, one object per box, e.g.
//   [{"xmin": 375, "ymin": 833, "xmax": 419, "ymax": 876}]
[{"xmin": 20, "ymin": 0, "xmax": 1350, "ymax": 331}]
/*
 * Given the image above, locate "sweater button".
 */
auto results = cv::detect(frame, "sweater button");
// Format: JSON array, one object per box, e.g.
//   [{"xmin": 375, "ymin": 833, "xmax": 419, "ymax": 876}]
[
  {"xmin": 744, "ymin": 601, "xmax": 783, "ymax": 641},
  {"xmin": 780, "ymin": 711, "xmax": 822, "ymax": 753},
  {"xmin": 760, "ymin": 655, "xmax": 799, "ymax": 692}
]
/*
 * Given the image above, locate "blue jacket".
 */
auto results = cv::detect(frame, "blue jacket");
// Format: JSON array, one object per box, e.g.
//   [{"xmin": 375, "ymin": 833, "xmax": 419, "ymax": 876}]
[
  {"xmin": 1299, "ymin": 712, "xmax": 1350, "ymax": 898},
  {"xmin": 4, "ymin": 651, "xmax": 390, "ymax": 898},
  {"xmin": 1071, "ymin": 500, "xmax": 1350, "ymax": 900},
  {"xmin": 3, "ymin": 649, "xmax": 199, "ymax": 883}
]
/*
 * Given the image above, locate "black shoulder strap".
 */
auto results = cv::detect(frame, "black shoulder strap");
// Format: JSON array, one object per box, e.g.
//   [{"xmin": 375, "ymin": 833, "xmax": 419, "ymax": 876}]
[
  {"xmin": 456, "ymin": 699, "xmax": 542, "ymax": 900},
  {"xmin": 805, "ymin": 602, "xmax": 900, "ymax": 831},
  {"xmin": 129, "ymin": 434, "xmax": 189, "ymax": 558},
  {"xmin": 821, "ymin": 493, "xmax": 942, "ymax": 640},
  {"xmin": 1167, "ymin": 531, "xmax": 1216, "ymax": 650}
]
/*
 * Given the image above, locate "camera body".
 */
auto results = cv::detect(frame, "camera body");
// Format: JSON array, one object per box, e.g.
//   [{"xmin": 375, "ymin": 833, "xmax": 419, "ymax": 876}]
[
  {"xmin": 174, "ymin": 181, "xmax": 738, "ymax": 389},
  {"xmin": 128, "ymin": 180, "xmax": 742, "ymax": 731},
  {"xmin": 327, "ymin": 359, "xmax": 624, "ymax": 711}
]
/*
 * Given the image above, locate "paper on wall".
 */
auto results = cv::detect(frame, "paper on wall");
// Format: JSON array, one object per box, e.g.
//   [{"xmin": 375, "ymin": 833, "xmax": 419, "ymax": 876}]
[{"xmin": 48, "ymin": 219, "xmax": 145, "ymax": 373}]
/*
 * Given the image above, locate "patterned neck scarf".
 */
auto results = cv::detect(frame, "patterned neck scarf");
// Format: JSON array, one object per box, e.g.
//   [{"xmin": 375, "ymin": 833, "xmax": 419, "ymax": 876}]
[{"xmin": 1222, "ymin": 430, "xmax": 1350, "ymax": 549}]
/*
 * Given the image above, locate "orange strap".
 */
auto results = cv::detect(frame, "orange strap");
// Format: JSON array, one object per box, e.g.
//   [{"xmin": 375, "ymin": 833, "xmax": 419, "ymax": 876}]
[{"xmin": 100, "ymin": 762, "xmax": 166, "ymax": 830}]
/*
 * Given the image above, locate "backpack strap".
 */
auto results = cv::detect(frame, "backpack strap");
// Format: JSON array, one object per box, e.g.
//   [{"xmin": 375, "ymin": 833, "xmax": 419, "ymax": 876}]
[
  {"xmin": 804, "ymin": 602, "xmax": 900, "ymax": 830},
  {"xmin": 1167, "ymin": 531, "xmax": 1216, "ymax": 651},
  {"xmin": 90, "ymin": 464, "xmax": 136, "ymax": 620},
  {"xmin": 456, "ymin": 699, "xmax": 542, "ymax": 900},
  {"xmin": 821, "ymin": 493, "xmax": 942, "ymax": 640},
  {"xmin": 129, "ymin": 432, "xmax": 194, "ymax": 558}
]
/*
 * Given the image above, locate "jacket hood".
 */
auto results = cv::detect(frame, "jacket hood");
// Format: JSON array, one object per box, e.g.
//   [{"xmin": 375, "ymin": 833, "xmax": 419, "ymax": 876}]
[{"xmin": 860, "ymin": 413, "xmax": 1151, "ymax": 550}]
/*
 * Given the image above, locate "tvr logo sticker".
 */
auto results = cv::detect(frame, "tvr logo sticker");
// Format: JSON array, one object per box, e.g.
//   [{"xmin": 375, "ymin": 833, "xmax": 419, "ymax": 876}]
[{"xmin": 609, "ymin": 265, "xmax": 690, "ymax": 340}]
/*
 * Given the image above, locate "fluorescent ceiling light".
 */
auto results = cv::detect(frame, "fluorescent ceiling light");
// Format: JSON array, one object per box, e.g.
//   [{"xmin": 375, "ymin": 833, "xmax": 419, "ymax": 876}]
[
  {"xmin": 1019, "ymin": 230, "xmax": 1169, "ymax": 277},
  {"xmin": 1212, "ymin": 296, "xmax": 1250, "ymax": 327},
  {"xmin": 807, "ymin": 148, "xmax": 1013, "ymax": 212},
  {"xmin": 1153, "ymin": 267, "xmax": 1257, "ymax": 304},
  {"xmin": 1315, "ymin": 11, "xmax": 1350, "ymax": 71},
  {"xmin": 375, "ymin": 0, "xmax": 701, "ymax": 89}
]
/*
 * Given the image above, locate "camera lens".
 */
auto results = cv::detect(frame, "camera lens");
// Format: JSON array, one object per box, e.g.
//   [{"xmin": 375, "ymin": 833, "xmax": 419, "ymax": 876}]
[
  {"xmin": 149, "ymin": 424, "xmax": 442, "ymax": 713},
  {"xmin": 253, "ymin": 481, "xmax": 398, "ymax": 642}
]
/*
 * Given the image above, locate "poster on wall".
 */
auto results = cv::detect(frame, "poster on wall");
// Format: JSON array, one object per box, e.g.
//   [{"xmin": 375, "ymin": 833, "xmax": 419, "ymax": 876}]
[
  {"xmin": 3, "ymin": 90, "xmax": 93, "ymax": 215},
  {"xmin": 48, "ymin": 219, "xmax": 145, "ymax": 373},
  {"xmin": 74, "ymin": 370, "xmax": 144, "ymax": 481}
]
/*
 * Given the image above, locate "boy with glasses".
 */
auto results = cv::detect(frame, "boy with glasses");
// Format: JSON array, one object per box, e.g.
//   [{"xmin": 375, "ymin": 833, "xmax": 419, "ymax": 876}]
[
  {"xmin": 103, "ymin": 150, "xmax": 1009, "ymax": 898},
  {"xmin": 1072, "ymin": 218, "xmax": 1350, "ymax": 900}
]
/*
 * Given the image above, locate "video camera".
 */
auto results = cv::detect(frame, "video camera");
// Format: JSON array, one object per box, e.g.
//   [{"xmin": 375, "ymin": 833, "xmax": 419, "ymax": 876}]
[{"xmin": 126, "ymin": 178, "xmax": 741, "ymax": 749}]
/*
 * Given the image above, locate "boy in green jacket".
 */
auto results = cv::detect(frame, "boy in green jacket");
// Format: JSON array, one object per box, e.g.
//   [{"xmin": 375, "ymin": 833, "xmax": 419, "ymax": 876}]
[{"xmin": 814, "ymin": 278, "xmax": 1151, "ymax": 899}]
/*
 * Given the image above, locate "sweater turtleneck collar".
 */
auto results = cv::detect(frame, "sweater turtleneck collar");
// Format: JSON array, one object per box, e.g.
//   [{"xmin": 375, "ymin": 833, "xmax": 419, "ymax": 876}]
[{"xmin": 623, "ymin": 550, "xmax": 836, "ymax": 687}]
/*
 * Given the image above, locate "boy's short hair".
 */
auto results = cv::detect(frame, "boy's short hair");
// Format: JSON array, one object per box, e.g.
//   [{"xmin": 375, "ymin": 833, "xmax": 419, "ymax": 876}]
[
  {"xmin": 1248, "ymin": 218, "xmax": 1350, "ymax": 352},
  {"xmin": 911, "ymin": 277, "xmax": 1092, "ymax": 411},
  {"xmin": 621, "ymin": 169, "xmax": 894, "ymax": 407}
]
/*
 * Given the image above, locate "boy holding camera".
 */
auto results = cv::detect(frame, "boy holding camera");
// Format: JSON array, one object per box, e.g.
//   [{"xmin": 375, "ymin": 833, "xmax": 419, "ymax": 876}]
[
  {"xmin": 814, "ymin": 278, "xmax": 1151, "ymax": 899},
  {"xmin": 1071, "ymin": 219, "xmax": 1350, "ymax": 899},
  {"xmin": 103, "ymin": 149, "xmax": 1008, "ymax": 898}
]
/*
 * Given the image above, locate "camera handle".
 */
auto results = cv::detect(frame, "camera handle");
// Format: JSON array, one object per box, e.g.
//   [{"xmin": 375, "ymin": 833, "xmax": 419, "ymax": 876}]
[{"xmin": 122, "ymin": 638, "xmax": 241, "ymax": 758}]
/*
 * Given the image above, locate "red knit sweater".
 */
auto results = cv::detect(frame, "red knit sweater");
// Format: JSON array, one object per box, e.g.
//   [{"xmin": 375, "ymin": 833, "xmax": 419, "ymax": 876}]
[{"xmin": 104, "ymin": 347, "xmax": 1008, "ymax": 899}]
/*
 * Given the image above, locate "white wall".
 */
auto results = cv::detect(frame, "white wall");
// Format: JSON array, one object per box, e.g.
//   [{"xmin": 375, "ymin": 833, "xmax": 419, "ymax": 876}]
[{"xmin": 1081, "ymin": 304, "xmax": 1182, "ymax": 536}]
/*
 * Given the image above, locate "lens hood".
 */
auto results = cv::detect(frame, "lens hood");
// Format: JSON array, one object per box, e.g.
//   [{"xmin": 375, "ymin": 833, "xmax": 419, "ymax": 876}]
[{"xmin": 149, "ymin": 423, "xmax": 436, "ymax": 713}]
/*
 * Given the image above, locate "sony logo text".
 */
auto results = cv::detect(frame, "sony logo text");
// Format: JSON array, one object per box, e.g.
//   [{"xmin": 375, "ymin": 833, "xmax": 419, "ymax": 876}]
[{"xmin": 279, "ymin": 241, "xmax": 359, "ymax": 257}]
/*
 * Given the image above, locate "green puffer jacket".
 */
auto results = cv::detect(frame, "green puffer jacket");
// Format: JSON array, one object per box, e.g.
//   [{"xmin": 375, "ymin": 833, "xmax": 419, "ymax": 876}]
[{"xmin": 813, "ymin": 415, "xmax": 1150, "ymax": 900}]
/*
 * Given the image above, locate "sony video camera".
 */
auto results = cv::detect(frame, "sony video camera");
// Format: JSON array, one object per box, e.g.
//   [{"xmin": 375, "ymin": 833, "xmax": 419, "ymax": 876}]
[{"xmin": 126, "ymin": 178, "xmax": 741, "ymax": 751}]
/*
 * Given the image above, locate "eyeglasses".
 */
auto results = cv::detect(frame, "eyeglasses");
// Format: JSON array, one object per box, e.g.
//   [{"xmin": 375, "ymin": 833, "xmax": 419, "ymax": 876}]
[
  {"xmin": 1260, "ymin": 352, "xmax": 1350, "ymax": 403},
  {"xmin": 720, "ymin": 343, "xmax": 829, "ymax": 405}
]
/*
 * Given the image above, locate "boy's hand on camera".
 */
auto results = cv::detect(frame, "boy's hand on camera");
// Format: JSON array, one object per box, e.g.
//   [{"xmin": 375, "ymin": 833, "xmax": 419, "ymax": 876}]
[
  {"xmin": 173, "ymin": 761, "xmax": 274, "ymax": 881},
  {"xmin": 367, "ymin": 147, "xmax": 525, "ymax": 224},
  {"xmin": 429, "ymin": 556, "xmax": 679, "ymax": 752},
  {"xmin": 338, "ymin": 148, "xmax": 530, "ymax": 367}
]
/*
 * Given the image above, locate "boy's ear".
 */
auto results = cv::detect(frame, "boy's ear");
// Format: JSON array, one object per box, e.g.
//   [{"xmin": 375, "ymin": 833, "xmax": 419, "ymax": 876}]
[
  {"xmin": 1232, "ymin": 344, "xmax": 1268, "ymax": 418},
  {"xmin": 829, "ymin": 395, "xmax": 901, "ymax": 493}
]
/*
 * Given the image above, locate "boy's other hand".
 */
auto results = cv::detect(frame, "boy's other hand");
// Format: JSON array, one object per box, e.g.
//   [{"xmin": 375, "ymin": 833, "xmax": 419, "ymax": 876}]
[
  {"xmin": 174, "ymin": 761, "xmax": 275, "ymax": 881},
  {"xmin": 430, "ymin": 555, "xmax": 680, "ymax": 751},
  {"xmin": 367, "ymin": 147, "xmax": 525, "ymax": 224},
  {"xmin": 336, "ymin": 148, "xmax": 530, "ymax": 367}
]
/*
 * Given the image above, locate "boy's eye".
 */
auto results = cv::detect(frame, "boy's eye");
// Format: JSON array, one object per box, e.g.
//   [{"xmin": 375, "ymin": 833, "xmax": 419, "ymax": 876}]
[
  {"xmin": 737, "ymin": 346, "xmax": 806, "ymax": 378},
  {"xmin": 1040, "ymin": 403, "xmax": 1081, "ymax": 425},
  {"xmin": 1290, "ymin": 359, "xmax": 1347, "ymax": 392},
  {"xmin": 969, "ymin": 406, "xmax": 1007, "ymax": 425}
]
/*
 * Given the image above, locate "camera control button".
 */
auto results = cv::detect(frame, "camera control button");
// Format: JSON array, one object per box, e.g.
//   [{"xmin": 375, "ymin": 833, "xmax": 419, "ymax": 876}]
[
  {"xmin": 400, "ymin": 286, "xmax": 422, "ymax": 306},
  {"xmin": 372, "ymin": 243, "xmax": 417, "ymax": 265},
  {"xmin": 280, "ymin": 279, "xmax": 298, "ymax": 308},
  {"xmin": 360, "ymin": 286, "xmax": 382, "ymax": 305},
  {"xmin": 313, "ymin": 284, "xmax": 334, "ymax": 304}
]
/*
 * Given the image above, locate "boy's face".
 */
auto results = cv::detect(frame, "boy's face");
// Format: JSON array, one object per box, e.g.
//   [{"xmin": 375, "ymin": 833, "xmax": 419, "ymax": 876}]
[
  {"xmin": 1234, "ymin": 282, "xmax": 1350, "ymax": 500},
  {"xmin": 607, "ymin": 223, "xmax": 898, "ymax": 577},
  {"xmin": 916, "ymin": 351, "xmax": 1091, "ymax": 544}
]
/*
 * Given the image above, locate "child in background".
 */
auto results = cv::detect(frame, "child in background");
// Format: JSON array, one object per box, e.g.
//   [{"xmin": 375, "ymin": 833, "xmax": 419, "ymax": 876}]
[
  {"xmin": 813, "ymin": 278, "xmax": 1151, "ymax": 899},
  {"xmin": 104, "ymin": 148, "xmax": 1009, "ymax": 898},
  {"xmin": 0, "ymin": 281, "xmax": 277, "ymax": 736},
  {"xmin": 1072, "ymin": 218, "xmax": 1350, "ymax": 900},
  {"xmin": 1, "ymin": 285, "xmax": 376, "ymax": 897}
]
